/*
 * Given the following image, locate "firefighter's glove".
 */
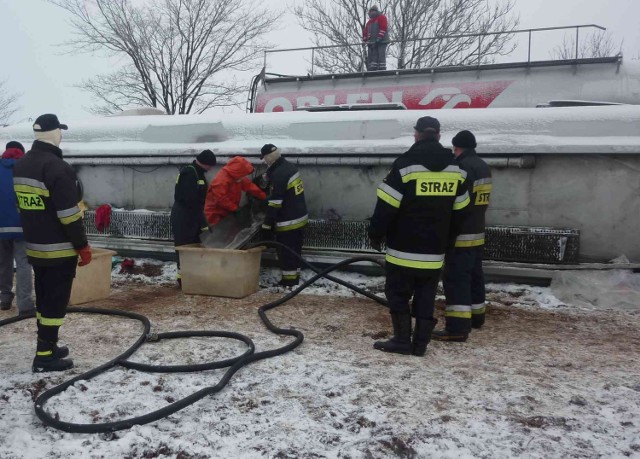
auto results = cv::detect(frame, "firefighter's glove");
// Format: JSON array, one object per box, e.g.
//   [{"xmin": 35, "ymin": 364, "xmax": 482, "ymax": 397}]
[
  {"xmin": 369, "ymin": 237, "xmax": 383, "ymax": 252},
  {"xmin": 76, "ymin": 245, "xmax": 92, "ymax": 266}
]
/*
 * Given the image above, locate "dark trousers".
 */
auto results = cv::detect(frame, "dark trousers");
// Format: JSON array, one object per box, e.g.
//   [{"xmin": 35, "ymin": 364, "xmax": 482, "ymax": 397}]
[
  {"xmin": 171, "ymin": 204, "xmax": 202, "ymax": 277},
  {"xmin": 385, "ymin": 265, "xmax": 440, "ymax": 320},
  {"xmin": 367, "ymin": 43, "xmax": 388, "ymax": 71},
  {"xmin": 276, "ymin": 228, "xmax": 305, "ymax": 282},
  {"xmin": 443, "ymin": 246, "xmax": 486, "ymax": 332},
  {"xmin": 33, "ymin": 259, "xmax": 76, "ymax": 345}
]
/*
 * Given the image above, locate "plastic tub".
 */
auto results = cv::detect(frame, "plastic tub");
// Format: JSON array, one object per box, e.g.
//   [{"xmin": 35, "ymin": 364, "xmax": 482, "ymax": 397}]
[
  {"xmin": 69, "ymin": 248, "xmax": 117, "ymax": 305},
  {"xmin": 175, "ymin": 244, "xmax": 264, "ymax": 298}
]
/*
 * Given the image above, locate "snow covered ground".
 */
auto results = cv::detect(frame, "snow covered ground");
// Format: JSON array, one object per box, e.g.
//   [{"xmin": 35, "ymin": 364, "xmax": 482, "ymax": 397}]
[{"xmin": 1, "ymin": 261, "xmax": 639, "ymax": 458}]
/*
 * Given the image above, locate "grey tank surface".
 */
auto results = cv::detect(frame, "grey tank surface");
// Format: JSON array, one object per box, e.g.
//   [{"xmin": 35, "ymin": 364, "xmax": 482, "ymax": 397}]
[{"xmin": 1, "ymin": 107, "xmax": 639, "ymax": 262}]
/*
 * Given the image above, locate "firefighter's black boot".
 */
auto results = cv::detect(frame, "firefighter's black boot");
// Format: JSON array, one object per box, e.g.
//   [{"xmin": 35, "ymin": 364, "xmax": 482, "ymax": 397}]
[
  {"xmin": 412, "ymin": 318, "xmax": 437, "ymax": 356},
  {"xmin": 472, "ymin": 314, "xmax": 485, "ymax": 329},
  {"xmin": 373, "ymin": 313, "xmax": 412, "ymax": 355},
  {"xmin": 53, "ymin": 343, "xmax": 69, "ymax": 359},
  {"xmin": 32, "ymin": 339, "xmax": 73, "ymax": 373}
]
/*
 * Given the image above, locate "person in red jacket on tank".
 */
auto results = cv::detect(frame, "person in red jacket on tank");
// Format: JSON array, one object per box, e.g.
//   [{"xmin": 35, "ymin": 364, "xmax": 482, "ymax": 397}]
[{"xmin": 204, "ymin": 156, "xmax": 266, "ymax": 226}]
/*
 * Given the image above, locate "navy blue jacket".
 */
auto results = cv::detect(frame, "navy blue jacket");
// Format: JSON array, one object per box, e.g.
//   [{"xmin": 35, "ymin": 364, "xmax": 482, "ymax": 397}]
[{"xmin": 0, "ymin": 157, "xmax": 23, "ymax": 240}]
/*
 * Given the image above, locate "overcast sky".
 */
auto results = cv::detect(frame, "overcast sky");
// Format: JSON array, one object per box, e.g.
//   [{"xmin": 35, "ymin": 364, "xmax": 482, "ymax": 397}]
[{"xmin": 1, "ymin": 0, "xmax": 638, "ymax": 123}]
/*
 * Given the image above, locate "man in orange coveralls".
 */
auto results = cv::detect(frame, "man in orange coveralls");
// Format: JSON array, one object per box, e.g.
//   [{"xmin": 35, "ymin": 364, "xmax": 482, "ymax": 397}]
[{"xmin": 204, "ymin": 156, "xmax": 266, "ymax": 226}]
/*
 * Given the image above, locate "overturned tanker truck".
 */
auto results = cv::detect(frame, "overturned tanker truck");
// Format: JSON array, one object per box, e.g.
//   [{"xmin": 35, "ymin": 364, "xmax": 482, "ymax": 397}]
[
  {"xmin": 1, "ymin": 106, "xmax": 639, "ymax": 278},
  {"xmin": 2, "ymin": 36, "xmax": 640, "ymax": 278}
]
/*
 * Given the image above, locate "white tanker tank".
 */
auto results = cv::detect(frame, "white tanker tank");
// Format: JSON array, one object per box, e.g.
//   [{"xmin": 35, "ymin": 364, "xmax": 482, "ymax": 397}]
[{"xmin": 250, "ymin": 56, "xmax": 640, "ymax": 112}]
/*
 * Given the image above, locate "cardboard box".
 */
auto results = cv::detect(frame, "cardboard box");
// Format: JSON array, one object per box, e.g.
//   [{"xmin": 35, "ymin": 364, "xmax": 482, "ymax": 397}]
[
  {"xmin": 175, "ymin": 244, "xmax": 264, "ymax": 298},
  {"xmin": 69, "ymin": 248, "xmax": 117, "ymax": 305}
]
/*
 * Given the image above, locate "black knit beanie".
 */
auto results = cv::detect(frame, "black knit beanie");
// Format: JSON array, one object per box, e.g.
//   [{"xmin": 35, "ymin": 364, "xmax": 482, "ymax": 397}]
[
  {"xmin": 196, "ymin": 149, "xmax": 217, "ymax": 166},
  {"xmin": 452, "ymin": 130, "xmax": 477, "ymax": 149}
]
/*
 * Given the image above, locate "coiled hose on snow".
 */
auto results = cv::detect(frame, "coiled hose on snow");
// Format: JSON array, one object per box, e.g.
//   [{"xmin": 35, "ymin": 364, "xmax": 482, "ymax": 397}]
[{"xmin": 0, "ymin": 241, "xmax": 387, "ymax": 433}]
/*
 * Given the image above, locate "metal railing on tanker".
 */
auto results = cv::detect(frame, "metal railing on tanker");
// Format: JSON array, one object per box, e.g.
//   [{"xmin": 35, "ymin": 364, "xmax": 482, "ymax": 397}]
[{"xmin": 84, "ymin": 210, "xmax": 580, "ymax": 264}]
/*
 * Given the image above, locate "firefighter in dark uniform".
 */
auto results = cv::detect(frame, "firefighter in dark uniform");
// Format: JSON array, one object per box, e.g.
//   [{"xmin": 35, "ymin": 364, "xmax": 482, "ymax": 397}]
[
  {"xmin": 368, "ymin": 116, "xmax": 471, "ymax": 356},
  {"xmin": 433, "ymin": 130, "xmax": 492, "ymax": 341},
  {"xmin": 170, "ymin": 149, "xmax": 217, "ymax": 286},
  {"xmin": 260, "ymin": 144, "xmax": 308, "ymax": 287},
  {"xmin": 13, "ymin": 114, "xmax": 91, "ymax": 372}
]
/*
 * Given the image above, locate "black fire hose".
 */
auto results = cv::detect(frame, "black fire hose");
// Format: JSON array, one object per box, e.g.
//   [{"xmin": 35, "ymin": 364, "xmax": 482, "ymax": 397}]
[{"xmin": 0, "ymin": 241, "xmax": 387, "ymax": 433}]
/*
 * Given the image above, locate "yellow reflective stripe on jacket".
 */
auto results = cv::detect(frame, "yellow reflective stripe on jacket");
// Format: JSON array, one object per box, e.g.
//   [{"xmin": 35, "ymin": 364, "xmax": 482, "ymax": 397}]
[
  {"xmin": 15, "ymin": 192, "xmax": 45, "ymax": 210},
  {"xmin": 26, "ymin": 242, "xmax": 77, "ymax": 259},
  {"xmin": 399, "ymin": 165, "xmax": 466, "ymax": 182},
  {"xmin": 268, "ymin": 200, "xmax": 283, "ymax": 208},
  {"xmin": 13, "ymin": 178, "xmax": 50, "ymax": 197},
  {"xmin": 27, "ymin": 248, "xmax": 78, "ymax": 258},
  {"xmin": 452, "ymin": 191, "xmax": 470, "ymax": 210},
  {"xmin": 197, "ymin": 180, "xmax": 205, "ymax": 185},
  {"xmin": 474, "ymin": 183, "xmax": 492, "ymax": 205},
  {"xmin": 57, "ymin": 206, "xmax": 83, "ymax": 225},
  {"xmin": 275, "ymin": 215, "xmax": 308, "ymax": 232},
  {"xmin": 385, "ymin": 248, "xmax": 444, "ymax": 270},
  {"xmin": 376, "ymin": 182, "xmax": 402, "ymax": 208},
  {"xmin": 287, "ymin": 172, "xmax": 301, "ymax": 188}
]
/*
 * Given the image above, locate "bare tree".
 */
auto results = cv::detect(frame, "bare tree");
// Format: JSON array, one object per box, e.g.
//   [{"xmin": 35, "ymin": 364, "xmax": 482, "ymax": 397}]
[
  {"xmin": 551, "ymin": 29, "xmax": 621, "ymax": 60},
  {"xmin": 0, "ymin": 79, "xmax": 20, "ymax": 126},
  {"xmin": 51, "ymin": 0, "xmax": 278, "ymax": 115},
  {"xmin": 293, "ymin": 0, "xmax": 519, "ymax": 73}
]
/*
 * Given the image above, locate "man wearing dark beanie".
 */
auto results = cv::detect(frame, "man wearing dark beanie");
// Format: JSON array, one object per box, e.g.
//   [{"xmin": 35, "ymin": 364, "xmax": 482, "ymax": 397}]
[
  {"xmin": 433, "ymin": 130, "xmax": 492, "ymax": 342},
  {"xmin": 171, "ymin": 149, "xmax": 217, "ymax": 287}
]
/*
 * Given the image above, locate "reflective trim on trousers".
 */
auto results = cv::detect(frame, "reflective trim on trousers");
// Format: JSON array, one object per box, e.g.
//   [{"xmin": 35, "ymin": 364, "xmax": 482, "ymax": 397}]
[
  {"xmin": 445, "ymin": 304, "xmax": 472, "ymax": 319},
  {"xmin": 455, "ymin": 233, "xmax": 485, "ymax": 248},
  {"xmin": 36, "ymin": 312, "xmax": 64, "ymax": 326}
]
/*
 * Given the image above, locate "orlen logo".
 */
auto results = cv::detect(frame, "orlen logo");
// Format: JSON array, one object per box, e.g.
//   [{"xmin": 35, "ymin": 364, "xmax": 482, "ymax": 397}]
[{"xmin": 256, "ymin": 80, "xmax": 514, "ymax": 112}]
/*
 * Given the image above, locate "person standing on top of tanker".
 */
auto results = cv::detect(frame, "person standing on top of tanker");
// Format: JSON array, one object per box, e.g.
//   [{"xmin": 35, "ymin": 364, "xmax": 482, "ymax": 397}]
[{"xmin": 363, "ymin": 5, "xmax": 390, "ymax": 71}]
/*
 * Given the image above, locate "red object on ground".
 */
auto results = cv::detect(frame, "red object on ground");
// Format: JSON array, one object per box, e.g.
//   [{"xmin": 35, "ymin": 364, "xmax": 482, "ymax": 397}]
[
  {"xmin": 95, "ymin": 204, "xmax": 112, "ymax": 232},
  {"xmin": 204, "ymin": 156, "xmax": 266, "ymax": 226},
  {"xmin": 120, "ymin": 258, "xmax": 135, "ymax": 274}
]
